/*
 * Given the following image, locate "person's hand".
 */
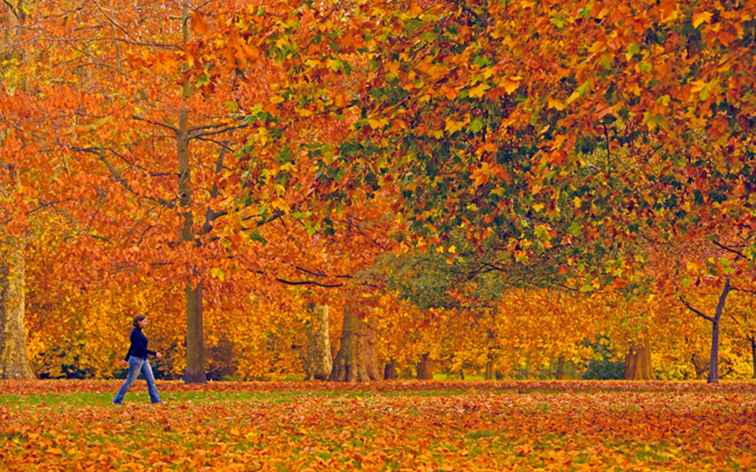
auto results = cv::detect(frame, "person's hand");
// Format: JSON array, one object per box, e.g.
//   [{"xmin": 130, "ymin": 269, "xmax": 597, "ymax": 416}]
[
  {"xmin": 119, "ymin": 359, "xmax": 128, "ymax": 367},
  {"xmin": 156, "ymin": 352, "xmax": 163, "ymax": 360}
]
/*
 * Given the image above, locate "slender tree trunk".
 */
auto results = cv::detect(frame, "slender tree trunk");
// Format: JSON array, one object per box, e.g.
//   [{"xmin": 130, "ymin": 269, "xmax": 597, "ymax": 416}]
[
  {"xmin": 177, "ymin": 0, "xmax": 205, "ymax": 384},
  {"xmin": 184, "ymin": 280, "xmax": 206, "ymax": 383},
  {"xmin": 484, "ymin": 352, "xmax": 495, "ymax": 380},
  {"xmin": 708, "ymin": 318, "xmax": 720, "ymax": 383},
  {"xmin": 303, "ymin": 304, "xmax": 332, "ymax": 380},
  {"xmin": 750, "ymin": 336, "xmax": 756, "ymax": 380},
  {"xmin": 0, "ymin": 239, "xmax": 34, "ymax": 379},
  {"xmin": 682, "ymin": 277, "xmax": 731, "ymax": 384},
  {"xmin": 416, "ymin": 353, "xmax": 433, "ymax": 380},
  {"xmin": 554, "ymin": 355, "xmax": 566, "ymax": 380},
  {"xmin": 329, "ymin": 305, "xmax": 380, "ymax": 382}
]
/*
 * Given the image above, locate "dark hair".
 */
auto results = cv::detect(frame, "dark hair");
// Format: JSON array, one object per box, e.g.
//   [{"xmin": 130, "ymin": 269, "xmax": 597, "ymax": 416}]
[{"xmin": 132, "ymin": 314, "xmax": 146, "ymax": 328}]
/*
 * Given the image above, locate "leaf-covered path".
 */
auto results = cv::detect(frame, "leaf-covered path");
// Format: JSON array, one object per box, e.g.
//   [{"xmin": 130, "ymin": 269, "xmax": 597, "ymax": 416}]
[{"xmin": 1, "ymin": 381, "xmax": 754, "ymax": 471}]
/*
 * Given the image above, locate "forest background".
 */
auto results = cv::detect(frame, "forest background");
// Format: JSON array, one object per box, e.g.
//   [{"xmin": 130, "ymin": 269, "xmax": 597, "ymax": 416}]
[{"xmin": 0, "ymin": 0, "xmax": 753, "ymax": 384}]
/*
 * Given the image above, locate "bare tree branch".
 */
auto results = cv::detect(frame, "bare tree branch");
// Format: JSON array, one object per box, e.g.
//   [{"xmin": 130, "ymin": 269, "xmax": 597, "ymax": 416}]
[{"xmin": 680, "ymin": 296, "xmax": 714, "ymax": 322}]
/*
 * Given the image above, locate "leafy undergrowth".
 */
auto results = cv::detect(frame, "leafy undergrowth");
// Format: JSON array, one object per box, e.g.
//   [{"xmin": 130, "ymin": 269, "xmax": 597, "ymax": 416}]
[{"xmin": 0, "ymin": 381, "xmax": 753, "ymax": 471}]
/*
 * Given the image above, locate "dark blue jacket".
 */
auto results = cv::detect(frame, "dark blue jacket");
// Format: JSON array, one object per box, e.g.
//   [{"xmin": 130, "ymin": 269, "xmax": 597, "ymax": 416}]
[{"xmin": 124, "ymin": 327, "xmax": 156, "ymax": 361}]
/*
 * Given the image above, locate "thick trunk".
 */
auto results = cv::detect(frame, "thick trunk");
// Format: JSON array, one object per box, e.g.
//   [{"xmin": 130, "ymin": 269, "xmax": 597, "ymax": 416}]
[
  {"xmin": 383, "ymin": 361, "xmax": 397, "ymax": 380},
  {"xmin": 416, "ymin": 353, "xmax": 433, "ymax": 380},
  {"xmin": 329, "ymin": 305, "xmax": 380, "ymax": 382},
  {"xmin": 0, "ymin": 7, "xmax": 32, "ymax": 380},
  {"xmin": 624, "ymin": 344, "xmax": 653, "ymax": 380},
  {"xmin": 303, "ymin": 304, "xmax": 332, "ymax": 380},
  {"xmin": 0, "ymin": 239, "xmax": 34, "ymax": 379}
]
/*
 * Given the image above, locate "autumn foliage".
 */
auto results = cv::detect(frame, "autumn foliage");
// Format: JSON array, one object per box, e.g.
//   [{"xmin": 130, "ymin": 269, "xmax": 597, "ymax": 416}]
[
  {"xmin": 1, "ymin": 381, "xmax": 755, "ymax": 470},
  {"xmin": 0, "ymin": 0, "xmax": 753, "ymax": 390}
]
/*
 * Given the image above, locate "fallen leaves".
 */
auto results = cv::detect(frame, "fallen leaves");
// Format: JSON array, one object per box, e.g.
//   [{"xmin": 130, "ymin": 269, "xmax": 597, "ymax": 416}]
[{"xmin": 1, "ymin": 381, "xmax": 754, "ymax": 471}]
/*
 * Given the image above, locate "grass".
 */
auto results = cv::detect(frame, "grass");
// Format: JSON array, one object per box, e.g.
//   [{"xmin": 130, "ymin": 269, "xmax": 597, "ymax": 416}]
[{"xmin": 0, "ymin": 380, "xmax": 753, "ymax": 471}]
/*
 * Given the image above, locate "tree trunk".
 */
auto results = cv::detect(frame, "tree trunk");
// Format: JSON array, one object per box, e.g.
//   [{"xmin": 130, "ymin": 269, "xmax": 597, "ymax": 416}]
[
  {"xmin": 624, "ymin": 344, "xmax": 653, "ymax": 380},
  {"xmin": 708, "ymin": 318, "xmax": 720, "ymax": 384},
  {"xmin": 0, "ymin": 239, "xmax": 34, "ymax": 379},
  {"xmin": 303, "ymin": 304, "xmax": 332, "ymax": 380},
  {"xmin": 0, "ymin": 6, "xmax": 33, "ymax": 380},
  {"xmin": 177, "ymin": 0, "xmax": 205, "ymax": 384},
  {"xmin": 554, "ymin": 355, "xmax": 566, "ymax": 380},
  {"xmin": 681, "ymin": 277, "xmax": 731, "ymax": 384},
  {"xmin": 416, "ymin": 353, "xmax": 433, "ymax": 380},
  {"xmin": 691, "ymin": 353, "xmax": 709, "ymax": 379},
  {"xmin": 383, "ymin": 361, "xmax": 397, "ymax": 380},
  {"xmin": 750, "ymin": 336, "xmax": 756, "ymax": 380},
  {"xmin": 707, "ymin": 278, "xmax": 730, "ymax": 384},
  {"xmin": 184, "ymin": 280, "xmax": 206, "ymax": 383},
  {"xmin": 484, "ymin": 352, "xmax": 495, "ymax": 380},
  {"xmin": 329, "ymin": 305, "xmax": 380, "ymax": 382}
]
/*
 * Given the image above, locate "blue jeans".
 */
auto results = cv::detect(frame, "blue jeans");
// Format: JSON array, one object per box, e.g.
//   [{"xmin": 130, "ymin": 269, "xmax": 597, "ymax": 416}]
[{"xmin": 113, "ymin": 356, "xmax": 161, "ymax": 404}]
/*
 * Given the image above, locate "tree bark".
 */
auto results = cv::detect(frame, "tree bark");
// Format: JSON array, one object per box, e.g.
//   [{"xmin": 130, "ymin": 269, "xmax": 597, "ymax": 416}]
[
  {"xmin": 691, "ymin": 353, "xmax": 709, "ymax": 379},
  {"xmin": 329, "ymin": 305, "xmax": 380, "ymax": 382},
  {"xmin": 183, "ymin": 280, "xmax": 206, "ymax": 383},
  {"xmin": 750, "ymin": 336, "xmax": 756, "ymax": 380},
  {"xmin": 416, "ymin": 353, "xmax": 433, "ymax": 380},
  {"xmin": 383, "ymin": 361, "xmax": 397, "ymax": 380},
  {"xmin": 554, "ymin": 355, "xmax": 566, "ymax": 380},
  {"xmin": 0, "ymin": 239, "xmax": 34, "ymax": 379},
  {"xmin": 177, "ymin": 0, "xmax": 205, "ymax": 384},
  {"xmin": 624, "ymin": 344, "xmax": 653, "ymax": 380},
  {"xmin": 303, "ymin": 304, "xmax": 332, "ymax": 380},
  {"xmin": 0, "ymin": 5, "xmax": 33, "ymax": 380},
  {"xmin": 681, "ymin": 277, "xmax": 731, "ymax": 384}
]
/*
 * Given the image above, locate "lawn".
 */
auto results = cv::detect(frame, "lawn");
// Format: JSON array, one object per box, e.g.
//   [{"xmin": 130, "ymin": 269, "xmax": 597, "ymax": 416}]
[{"xmin": 0, "ymin": 380, "xmax": 753, "ymax": 471}]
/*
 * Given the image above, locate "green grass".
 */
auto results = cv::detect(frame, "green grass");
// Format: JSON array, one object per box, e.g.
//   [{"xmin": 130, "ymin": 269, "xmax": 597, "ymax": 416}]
[{"xmin": 0, "ymin": 388, "xmax": 480, "ymax": 408}]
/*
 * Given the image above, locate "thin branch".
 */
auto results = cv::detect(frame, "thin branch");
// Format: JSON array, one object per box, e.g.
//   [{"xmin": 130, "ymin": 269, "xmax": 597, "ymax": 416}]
[
  {"xmin": 132, "ymin": 115, "xmax": 177, "ymax": 133},
  {"xmin": 294, "ymin": 265, "xmax": 353, "ymax": 280},
  {"xmin": 680, "ymin": 296, "xmax": 715, "ymax": 323},
  {"xmin": 712, "ymin": 240, "xmax": 748, "ymax": 260},
  {"xmin": 71, "ymin": 146, "xmax": 176, "ymax": 209},
  {"xmin": 275, "ymin": 278, "xmax": 345, "ymax": 288},
  {"xmin": 189, "ymin": 123, "xmax": 248, "ymax": 140}
]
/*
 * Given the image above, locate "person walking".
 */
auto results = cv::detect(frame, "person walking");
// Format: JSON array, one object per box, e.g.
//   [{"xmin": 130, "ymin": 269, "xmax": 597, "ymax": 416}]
[{"xmin": 113, "ymin": 314, "xmax": 162, "ymax": 404}]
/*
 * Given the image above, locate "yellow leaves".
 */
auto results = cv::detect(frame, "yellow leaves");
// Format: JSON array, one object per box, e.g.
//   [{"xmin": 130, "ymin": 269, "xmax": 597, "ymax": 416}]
[
  {"xmin": 368, "ymin": 117, "xmax": 389, "ymax": 129},
  {"xmin": 471, "ymin": 162, "xmax": 510, "ymax": 188},
  {"xmin": 444, "ymin": 116, "xmax": 470, "ymax": 134},
  {"xmin": 209, "ymin": 267, "xmax": 225, "ymax": 281},
  {"xmin": 692, "ymin": 12, "xmax": 713, "ymax": 29},
  {"xmin": 467, "ymin": 82, "xmax": 490, "ymax": 98},
  {"xmin": 547, "ymin": 97, "xmax": 566, "ymax": 111},
  {"xmin": 497, "ymin": 76, "xmax": 522, "ymax": 94}
]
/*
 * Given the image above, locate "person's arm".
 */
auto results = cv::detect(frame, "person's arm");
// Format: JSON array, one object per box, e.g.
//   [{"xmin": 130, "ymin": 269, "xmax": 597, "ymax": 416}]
[{"xmin": 147, "ymin": 349, "xmax": 157, "ymax": 357}]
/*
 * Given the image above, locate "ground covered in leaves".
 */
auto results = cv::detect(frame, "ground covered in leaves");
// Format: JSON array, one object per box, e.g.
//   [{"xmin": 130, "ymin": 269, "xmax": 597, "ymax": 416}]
[{"xmin": 0, "ymin": 380, "xmax": 753, "ymax": 471}]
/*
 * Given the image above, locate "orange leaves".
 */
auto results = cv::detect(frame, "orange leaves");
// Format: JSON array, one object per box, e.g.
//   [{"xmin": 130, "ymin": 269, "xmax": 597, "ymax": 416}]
[{"xmin": 1, "ymin": 381, "xmax": 754, "ymax": 471}]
